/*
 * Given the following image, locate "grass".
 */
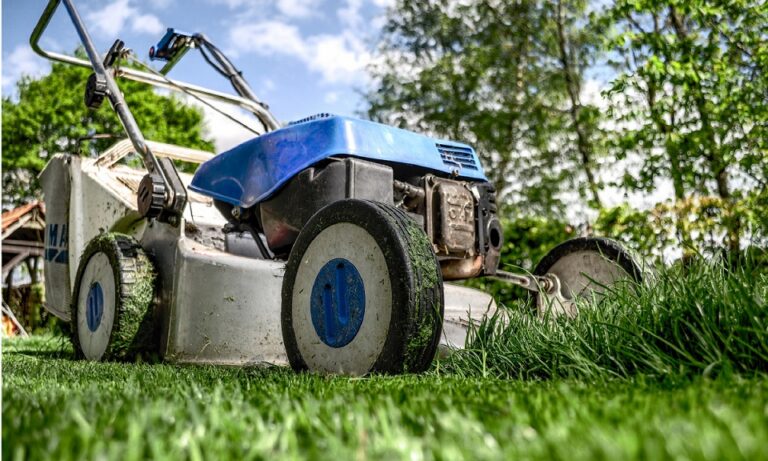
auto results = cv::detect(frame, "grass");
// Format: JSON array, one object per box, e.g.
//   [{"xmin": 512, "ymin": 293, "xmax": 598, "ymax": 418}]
[
  {"xmin": 3, "ymin": 259, "xmax": 768, "ymax": 460},
  {"xmin": 4, "ymin": 337, "xmax": 768, "ymax": 460},
  {"xmin": 447, "ymin": 258, "xmax": 768, "ymax": 380}
]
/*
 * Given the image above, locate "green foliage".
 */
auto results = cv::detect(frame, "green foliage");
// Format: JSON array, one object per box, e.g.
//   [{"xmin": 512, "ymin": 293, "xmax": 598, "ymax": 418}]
[
  {"xmin": 595, "ymin": 203, "xmax": 678, "ymax": 261},
  {"xmin": 601, "ymin": 0, "xmax": 768, "ymax": 252},
  {"xmin": 4, "ymin": 336, "xmax": 768, "ymax": 460},
  {"xmin": 446, "ymin": 258, "xmax": 768, "ymax": 380},
  {"xmin": 2, "ymin": 54, "xmax": 214, "ymax": 204},
  {"xmin": 368, "ymin": 0, "xmax": 767, "ymax": 259},
  {"xmin": 596, "ymin": 198, "xmax": 768, "ymax": 263},
  {"xmin": 4, "ymin": 283, "xmax": 65, "ymax": 335}
]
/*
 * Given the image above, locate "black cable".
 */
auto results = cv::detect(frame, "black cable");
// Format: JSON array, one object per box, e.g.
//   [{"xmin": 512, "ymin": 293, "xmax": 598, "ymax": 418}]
[
  {"xmin": 125, "ymin": 53, "xmax": 262, "ymax": 135},
  {"xmin": 197, "ymin": 37, "xmax": 265, "ymax": 107},
  {"xmin": 198, "ymin": 44, "xmax": 229, "ymax": 78},
  {"xmin": 242, "ymin": 223, "xmax": 273, "ymax": 260}
]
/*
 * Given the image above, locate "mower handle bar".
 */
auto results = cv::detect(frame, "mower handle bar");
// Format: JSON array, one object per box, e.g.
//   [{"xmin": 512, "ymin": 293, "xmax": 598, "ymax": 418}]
[
  {"xmin": 31, "ymin": 0, "xmax": 163, "ymax": 180},
  {"xmin": 30, "ymin": 0, "xmax": 190, "ymax": 219},
  {"xmin": 30, "ymin": 0, "xmax": 280, "ymax": 133}
]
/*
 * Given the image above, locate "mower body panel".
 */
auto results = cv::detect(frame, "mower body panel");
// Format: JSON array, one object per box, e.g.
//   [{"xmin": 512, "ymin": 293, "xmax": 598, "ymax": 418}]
[
  {"xmin": 189, "ymin": 114, "xmax": 487, "ymax": 208},
  {"xmin": 38, "ymin": 140, "xmax": 496, "ymax": 365}
]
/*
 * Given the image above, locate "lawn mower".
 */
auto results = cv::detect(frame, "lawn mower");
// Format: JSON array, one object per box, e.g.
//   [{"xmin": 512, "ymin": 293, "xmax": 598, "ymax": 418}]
[{"xmin": 31, "ymin": 0, "xmax": 642, "ymax": 375}]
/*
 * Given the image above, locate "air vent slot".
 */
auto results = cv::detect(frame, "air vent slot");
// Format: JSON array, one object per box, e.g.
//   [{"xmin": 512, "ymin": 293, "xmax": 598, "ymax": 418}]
[
  {"xmin": 289, "ymin": 113, "xmax": 334, "ymax": 126},
  {"xmin": 436, "ymin": 143, "xmax": 479, "ymax": 171}
]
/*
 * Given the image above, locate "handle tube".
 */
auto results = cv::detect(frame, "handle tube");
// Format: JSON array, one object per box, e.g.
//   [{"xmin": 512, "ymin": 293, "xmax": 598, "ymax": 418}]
[
  {"xmin": 29, "ymin": 0, "xmax": 279, "ymax": 131},
  {"xmin": 30, "ymin": 0, "xmax": 188, "ymax": 217}
]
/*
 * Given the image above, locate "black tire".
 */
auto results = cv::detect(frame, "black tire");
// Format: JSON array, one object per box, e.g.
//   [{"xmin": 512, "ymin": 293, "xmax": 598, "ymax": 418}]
[
  {"xmin": 532, "ymin": 237, "xmax": 642, "ymax": 310},
  {"xmin": 281, "ymin": 199, "xmax": 444, "ymax": 375},
  {"xmin": 70, "ymin": 233, "xmax": 157, "ymax": 361}
]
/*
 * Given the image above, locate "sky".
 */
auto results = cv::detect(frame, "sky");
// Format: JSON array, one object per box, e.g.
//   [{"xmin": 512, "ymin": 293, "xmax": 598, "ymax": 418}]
[{"xmin": 2, "ymin": 0, "xmax": 392, "ymax": 150}]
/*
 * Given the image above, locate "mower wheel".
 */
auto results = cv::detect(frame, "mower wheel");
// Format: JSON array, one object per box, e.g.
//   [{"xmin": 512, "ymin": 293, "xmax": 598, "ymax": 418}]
[
  {"xmin": 71, "ymin": 233, "xmax": 157, "ymax": 361},
  {"xmin": 281, "ymin": 199, "xmax": 444, "ymax": 375},
  {"xmin": 532, "ymin": 237, "xmax": 642, "ymax": 316}
]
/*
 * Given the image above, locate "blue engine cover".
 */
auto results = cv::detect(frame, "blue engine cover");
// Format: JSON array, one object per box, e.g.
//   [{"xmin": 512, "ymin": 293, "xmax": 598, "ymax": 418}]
[{"xmin": 190, "ymin": 114, "xmax": 487, "ymax": 208}]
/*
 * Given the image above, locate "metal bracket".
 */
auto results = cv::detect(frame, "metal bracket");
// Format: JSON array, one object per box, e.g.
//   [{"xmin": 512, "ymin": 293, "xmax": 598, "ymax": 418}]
[
  {"xmin": 149, "ymin": 28, "xmax": 195, "ymax": 75},
  {"xmin": 491, "ymin": 270, "xmax": 556, "ymax": 294},
  {"xmin": 489, "ymin": 270, "xmax": 577, "ymax": 317}
]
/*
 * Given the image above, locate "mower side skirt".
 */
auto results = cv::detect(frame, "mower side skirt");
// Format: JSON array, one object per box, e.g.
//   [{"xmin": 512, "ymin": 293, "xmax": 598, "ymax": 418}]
[
  {"xmin": 441, "ymin": 284, "xmax": 497, "ymax": 350},
  {"xmin": 156, "ymin": 236, "xmax": 498, "ymax": 365},
  {"xmin": 162, "ymin": 237, "xmax": 288, "ymax": 365}
]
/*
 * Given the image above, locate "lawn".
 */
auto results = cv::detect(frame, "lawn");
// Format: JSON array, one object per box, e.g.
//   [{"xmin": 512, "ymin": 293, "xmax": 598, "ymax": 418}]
[
  {"xmin": 3, "ymin": 336, "xmax": 768, "ymax": 461},
  {"xmin": 3, "ymin": 260, "xmax": 768, "ymax": 460}
]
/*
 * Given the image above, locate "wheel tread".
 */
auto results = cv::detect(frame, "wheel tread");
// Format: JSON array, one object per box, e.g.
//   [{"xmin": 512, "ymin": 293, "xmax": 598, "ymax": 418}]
[
  {"xmin": 281, "ymin": 199, "xmax": 444, "ymax": 375},
  {"xmin": 364, "ymin": 201, "xmax": 444, "ymax": 372},
  {"xmin": 70, "ymin": 233, "xmax": 156, "ymax": 361}
]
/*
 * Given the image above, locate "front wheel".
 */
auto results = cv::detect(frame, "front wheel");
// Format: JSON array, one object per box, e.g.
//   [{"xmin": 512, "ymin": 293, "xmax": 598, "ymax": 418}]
[
  {"xmin": 532, "ymin": 237, "xmax": 643, "ymax": 316},
  {"xmin": 281, "ymin": 199, "xmax": 444, "ymax": 375}
]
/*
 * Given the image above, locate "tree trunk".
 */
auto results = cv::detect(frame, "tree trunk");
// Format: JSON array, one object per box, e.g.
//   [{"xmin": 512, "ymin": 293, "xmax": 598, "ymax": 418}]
[
  {"xmin": 668, "ymin": 6, "xmax": 740, "ymax": 255},
  {"xmin": 554, "ymin": 0, "xmax": 602, "ymax": 208}
]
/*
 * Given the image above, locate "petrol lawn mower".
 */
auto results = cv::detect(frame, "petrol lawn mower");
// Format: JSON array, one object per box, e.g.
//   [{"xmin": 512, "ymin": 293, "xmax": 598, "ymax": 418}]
[{"xmin": 32, "ymin": 0, "xmax": 642, "ymax": 375}]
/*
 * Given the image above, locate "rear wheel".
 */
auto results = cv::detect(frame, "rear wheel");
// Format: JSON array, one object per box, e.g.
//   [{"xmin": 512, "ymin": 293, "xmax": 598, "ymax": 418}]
[
  {"xmin": 281, "ymin": 199, "xmax": 444, "ymax": 375},
  {"xmin": 71, "ymin": 233, "xmax": 157, "ymax": 361},
  {"xmin": 532, "ymin": 237, "xmax": 642, "ymax": 316}
]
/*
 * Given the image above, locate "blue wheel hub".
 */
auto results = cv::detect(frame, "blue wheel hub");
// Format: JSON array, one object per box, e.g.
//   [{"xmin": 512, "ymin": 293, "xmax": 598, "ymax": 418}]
[
  {"xmin": 310, "ymin": 258, "xmax": 365, "ymax": 348},
  {"xmin": 86, "ymin": 282, "xmax": 104, "ymax": 332}
]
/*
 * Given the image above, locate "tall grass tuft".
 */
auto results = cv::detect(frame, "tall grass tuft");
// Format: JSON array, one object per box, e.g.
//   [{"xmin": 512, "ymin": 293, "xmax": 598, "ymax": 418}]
[{"xmin": 442, "ymin": 259, "xmax": 768, "ymax": 380}]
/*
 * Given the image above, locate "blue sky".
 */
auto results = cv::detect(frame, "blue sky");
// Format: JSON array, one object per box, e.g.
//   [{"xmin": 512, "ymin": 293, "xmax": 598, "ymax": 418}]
[{"xmin": 2, "ymin": 0, "xmax": 391, "ymax": 150}]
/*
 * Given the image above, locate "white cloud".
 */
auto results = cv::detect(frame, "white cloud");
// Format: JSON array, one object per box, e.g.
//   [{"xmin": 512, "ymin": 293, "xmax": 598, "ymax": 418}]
[
  {"xmin": 229, "ymin": 21, "xmax": 371, "ymax": 85},
  {"xmin": 277, "ymin": 0, "xmax": 322, "ymax": 18},
  {"xmin": 370, "ymin": 0, "xmax": 394, "ymax": 7},
  {"xmin": 131, "ymin": 13, "xmax": 164, "ymax": 35},
  {"xmin": 324, "ymin": 91, "xmax": 339, "ymax": 103},
  {"xmin": 305, "ymin": 34, "xmax": 371, "ymax": 84},
  {"xmin": 369, "ymin": 13, "xmax": 388, "ymax": 31},
  {"xmin": 2, "ymin": 46, "xmax": 49, "ymax": 92},
  {"xmin": 86, "ymin": 0, "xmax": 133, "ymax": 37},
  {"xmin": 230, "ymin": 21, "xmax": 307, "ymax": 57},
  {"xmin": 207, "ymin": 0, "xmax": 323, "ymax": 19},
  {"xmin": 86, "ymin": 0, "xmax": 164, "ymax": 38},
  {"xmin": 338, "ymin": 0, "xmax": 364, "ymax": 30}
]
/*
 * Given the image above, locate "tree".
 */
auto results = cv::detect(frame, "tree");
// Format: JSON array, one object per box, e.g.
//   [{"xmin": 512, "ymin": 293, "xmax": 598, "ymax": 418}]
[
  {"xmin": 602, "ymin": 0, "xmax": 768, "ymax": 254},
  {"xmin": 367, "ymin": 0, "xmax": 767, "ymax": 261},
  {"xmin": 550, "ymin": 0, "xmax": 604, "ymax": 208},
  {"xmin": 2, "ymin": 55, "xmax": 214, "ymax": 205},
  {"xmin": 366, "ymin": 0, "xmax": 605, "ymax": 215}
]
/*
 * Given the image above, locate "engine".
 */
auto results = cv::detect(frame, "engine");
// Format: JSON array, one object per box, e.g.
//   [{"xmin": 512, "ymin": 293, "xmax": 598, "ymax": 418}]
[
  {"xmin": 194, "ymin": 114, "xmax": 503, "ymax": 280},
  {"xmin": 228, "ymin": 157, "xmax": 502, "ymax": 280}
]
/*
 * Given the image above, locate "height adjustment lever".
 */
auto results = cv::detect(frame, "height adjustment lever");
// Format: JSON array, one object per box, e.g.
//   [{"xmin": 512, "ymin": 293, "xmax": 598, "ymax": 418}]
[
  {"xmin": 84, "ymin": 73, "xmax": 107, "ymax": 109},
  {"xmin": 103, "ymin": 39, "xmax": 125, "ymax": 69},
  {"xmin": 84, "ymin": 39, "xmax": 125, "ymax": 110}
]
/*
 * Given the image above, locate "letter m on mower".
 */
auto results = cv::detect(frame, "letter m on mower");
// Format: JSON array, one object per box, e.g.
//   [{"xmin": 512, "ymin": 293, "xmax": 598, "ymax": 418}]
[{"xmin": 45, "ymin": 223, "xmax": 69, "ymax": 264}]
